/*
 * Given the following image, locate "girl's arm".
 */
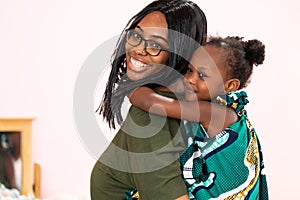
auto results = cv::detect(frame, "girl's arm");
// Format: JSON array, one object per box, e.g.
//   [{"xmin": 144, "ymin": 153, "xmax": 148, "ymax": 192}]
[{"xmin": 129, "ymin": 86, "xmax": 238, "ymax": 137}]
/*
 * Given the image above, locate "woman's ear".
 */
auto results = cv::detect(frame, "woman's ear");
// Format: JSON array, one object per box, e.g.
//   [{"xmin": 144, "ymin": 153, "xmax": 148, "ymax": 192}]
[{"xmin": 225, "ymin": 78, "xmax": 240, "ymax": 93}]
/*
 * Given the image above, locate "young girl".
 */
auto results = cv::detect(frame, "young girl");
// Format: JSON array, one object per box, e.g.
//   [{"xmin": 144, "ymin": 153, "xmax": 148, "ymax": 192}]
[
  {"xmin": 130, "ymin": 36, "xmax": 269, "ymax": 199},
  {"xmin": 91, "ymin": 1, "xmax": 207, "ymax": 199}
]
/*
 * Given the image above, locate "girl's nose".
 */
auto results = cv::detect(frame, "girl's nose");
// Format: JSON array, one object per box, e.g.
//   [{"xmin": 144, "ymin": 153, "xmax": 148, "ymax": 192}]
[{"xmin": 186, "ymin": 74, "xmax": 196, "ymax": 85}]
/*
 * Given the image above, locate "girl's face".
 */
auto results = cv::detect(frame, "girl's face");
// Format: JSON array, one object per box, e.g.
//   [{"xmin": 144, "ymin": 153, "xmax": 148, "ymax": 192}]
[
  {"xmin": 125, "ymin": 11, "xmax": 170, "ymax": 81},
  {"xmin": 184, "ymin": 45, "xmax": 228, "ymax": 101}
]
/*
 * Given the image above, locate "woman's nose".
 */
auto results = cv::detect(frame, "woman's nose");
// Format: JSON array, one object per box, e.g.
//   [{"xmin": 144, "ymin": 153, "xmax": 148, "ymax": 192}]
[
  {"xmin": 134, "ymin": 41, "xmax": 148, "ymax": 56},
  {"xmin": 135, "ymin": 48, "xmax": 147, "ymax": 56}
]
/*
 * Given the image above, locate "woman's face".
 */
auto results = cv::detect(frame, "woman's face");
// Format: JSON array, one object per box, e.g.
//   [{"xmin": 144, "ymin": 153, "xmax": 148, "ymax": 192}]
[{"xmin": 125, "ymin": 11, "xmax": 170, "ymax": 81}]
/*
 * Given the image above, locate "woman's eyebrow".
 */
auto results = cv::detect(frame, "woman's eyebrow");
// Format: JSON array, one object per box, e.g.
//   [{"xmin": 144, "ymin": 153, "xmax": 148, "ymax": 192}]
[
  {"xmin": 152, "ymin": 35, "xmax": 168, "ymax": 43},
  {"xmin": 136, "ymin": 25, "xmax": 168, "ymax": 43},
  {"xmin": 136, "ymin": 26, "xmax": 144, "ymax": 32}
]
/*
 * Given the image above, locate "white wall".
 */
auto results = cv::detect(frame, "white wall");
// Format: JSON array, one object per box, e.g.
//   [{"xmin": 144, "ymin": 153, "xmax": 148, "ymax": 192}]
[{"xmin": 0, "ymin": 0, "xmax": 299, "ymax": 199}]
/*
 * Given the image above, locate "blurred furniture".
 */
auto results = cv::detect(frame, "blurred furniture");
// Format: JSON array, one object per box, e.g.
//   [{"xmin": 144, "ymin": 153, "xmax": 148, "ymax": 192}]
[
  {"xmin": 0, "ymin": 118, "xmax": 40, "ymax": 197},
  {"xmin": 33, "ymin": 162, "xmax": 41, "ymax": 198}
]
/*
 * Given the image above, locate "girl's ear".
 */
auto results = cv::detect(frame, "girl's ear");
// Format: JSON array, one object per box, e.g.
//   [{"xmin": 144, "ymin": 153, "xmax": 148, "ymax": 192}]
[{"xmin": 225, "ymin": 78, "xmax": 240, "ymax": 93}]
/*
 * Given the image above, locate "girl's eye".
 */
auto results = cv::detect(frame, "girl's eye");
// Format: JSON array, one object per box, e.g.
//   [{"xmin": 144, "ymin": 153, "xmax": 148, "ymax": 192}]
[
  {"xmin": 198, "ymin": 72, "xmax": 208, "ymax": 79},
  {"xmin": 187, "ymin": 67, "xmax": 193, "ymax": 73}
]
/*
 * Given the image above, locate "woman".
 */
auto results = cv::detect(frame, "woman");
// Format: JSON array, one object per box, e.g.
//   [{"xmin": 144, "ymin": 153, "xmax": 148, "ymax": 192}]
[{"xmin": 91, "ymin": 0, "xmax": 207, "ymax": 199}]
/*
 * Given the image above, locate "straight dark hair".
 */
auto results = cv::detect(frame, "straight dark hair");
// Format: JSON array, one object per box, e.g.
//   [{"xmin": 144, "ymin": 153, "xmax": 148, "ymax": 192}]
[{"xmin": 98, "ymin": 0, "xmax": 207, "ymax": 128}]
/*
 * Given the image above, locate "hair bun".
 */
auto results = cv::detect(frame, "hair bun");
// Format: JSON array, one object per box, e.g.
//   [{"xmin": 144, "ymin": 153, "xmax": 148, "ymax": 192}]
[{"xmin": 244, "ymin": 39, "xmax": 265, "ymax": 66}]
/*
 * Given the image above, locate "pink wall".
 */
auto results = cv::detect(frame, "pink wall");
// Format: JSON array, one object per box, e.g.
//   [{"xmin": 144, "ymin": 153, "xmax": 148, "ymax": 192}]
[{"xmin": 0, "ymin": 0, "xmax": 299, "ymax": 199}]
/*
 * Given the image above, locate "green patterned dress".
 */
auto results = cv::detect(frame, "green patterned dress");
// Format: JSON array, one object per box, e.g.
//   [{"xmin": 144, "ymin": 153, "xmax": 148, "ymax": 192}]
[
  {"xmin": 180, "ymin": 91, "xmax": 269, "ymax": 199},
  {"xmin": 126, "ymin": 91, "xmax": 269, "ymax": 200}
]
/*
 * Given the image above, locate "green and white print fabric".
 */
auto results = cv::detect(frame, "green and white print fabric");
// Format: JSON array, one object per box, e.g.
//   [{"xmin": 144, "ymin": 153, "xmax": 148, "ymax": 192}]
[{"xmin": 180, "ymin": 91, "xmax": 269, "ymax": 200}]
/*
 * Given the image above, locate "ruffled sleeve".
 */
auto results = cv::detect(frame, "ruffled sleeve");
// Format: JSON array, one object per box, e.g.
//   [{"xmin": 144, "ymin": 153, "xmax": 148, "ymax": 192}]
[{"xmin": 214, "ymin": 91, "xmax": 249, "ymax": 113}]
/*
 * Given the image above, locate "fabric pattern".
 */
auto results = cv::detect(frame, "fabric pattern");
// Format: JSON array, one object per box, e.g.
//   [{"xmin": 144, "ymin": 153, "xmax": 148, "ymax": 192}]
[
  {"xmin": 125, "ymin": 189, "xmax": 139, "ymax": 200},
  {"xmin": 180, "ymin": 91, "xmax": 269, "ymax": 199},
  {"xmin": 125, "ymin": 91, "xmax": 269, "ymax": 200}
]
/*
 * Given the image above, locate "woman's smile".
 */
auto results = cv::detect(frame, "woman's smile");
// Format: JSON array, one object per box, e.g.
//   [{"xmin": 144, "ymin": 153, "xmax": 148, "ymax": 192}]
[{"xmin": 128, "ymin": 56, "xmax": 151, "ymax": 72}]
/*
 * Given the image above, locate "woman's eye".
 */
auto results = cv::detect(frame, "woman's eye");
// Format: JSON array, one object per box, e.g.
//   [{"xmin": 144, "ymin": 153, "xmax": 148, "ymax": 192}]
[
  {"xmin": 133, "ymin": 32, "xmax": 141, "ymax": 40},
  {"xmin": 149, "ymin": 42, "xmax": 162, "ymax": 50}
]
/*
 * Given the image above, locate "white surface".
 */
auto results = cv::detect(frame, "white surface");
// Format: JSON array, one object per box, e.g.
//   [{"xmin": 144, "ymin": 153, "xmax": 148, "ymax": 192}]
[{"xmin": 0, "ymin": 0, "xmax": 299, "ymax": 199}]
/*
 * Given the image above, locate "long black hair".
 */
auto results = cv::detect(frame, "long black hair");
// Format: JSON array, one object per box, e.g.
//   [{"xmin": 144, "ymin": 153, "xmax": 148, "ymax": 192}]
[{"xmin": 98, "ymin": 0, "xmax": 207, "ymax": 128}]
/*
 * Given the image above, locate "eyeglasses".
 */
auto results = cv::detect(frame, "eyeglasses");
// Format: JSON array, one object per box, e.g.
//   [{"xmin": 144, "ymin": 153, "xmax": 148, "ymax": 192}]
[{"xmin": 125, "ymin": 29, "xmax": 169, "ymax": 56}]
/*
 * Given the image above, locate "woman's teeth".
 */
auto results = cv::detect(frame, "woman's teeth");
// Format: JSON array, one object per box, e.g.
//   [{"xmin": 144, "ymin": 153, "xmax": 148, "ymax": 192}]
[{"xmin": 131, "ymin": 57, "xmax": 147, "ymax": 68}]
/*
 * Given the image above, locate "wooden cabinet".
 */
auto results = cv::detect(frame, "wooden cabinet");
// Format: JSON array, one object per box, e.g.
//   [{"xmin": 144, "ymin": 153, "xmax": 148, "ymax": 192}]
[{"xmin": 0, "ymin": 118, "xmax": 34, "ymax": 196}]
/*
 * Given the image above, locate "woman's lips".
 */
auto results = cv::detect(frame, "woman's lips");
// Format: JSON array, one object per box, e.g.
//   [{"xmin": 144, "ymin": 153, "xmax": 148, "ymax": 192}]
[{"xmin": 127, "ymin": 57, "xmax": 150, "ymax": 72}]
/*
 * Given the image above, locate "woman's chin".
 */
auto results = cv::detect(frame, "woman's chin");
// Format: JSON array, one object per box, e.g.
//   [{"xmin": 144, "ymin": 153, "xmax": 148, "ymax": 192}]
[{"xmin": 126, "ymin": 70, "xmax": 141, "ymax": 81}]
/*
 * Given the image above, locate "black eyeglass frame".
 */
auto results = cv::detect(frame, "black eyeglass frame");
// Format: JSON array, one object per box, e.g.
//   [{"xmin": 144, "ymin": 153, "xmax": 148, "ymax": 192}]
[{"xmin": 125, "ymin": 29, "xmax": 169, "ymax": 57}]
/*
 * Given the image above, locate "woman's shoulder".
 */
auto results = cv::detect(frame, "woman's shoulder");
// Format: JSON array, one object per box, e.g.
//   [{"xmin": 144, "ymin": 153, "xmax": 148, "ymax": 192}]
[{"xmin": 154, "ymin": 89, "xmax": 185, "ymax": 100}]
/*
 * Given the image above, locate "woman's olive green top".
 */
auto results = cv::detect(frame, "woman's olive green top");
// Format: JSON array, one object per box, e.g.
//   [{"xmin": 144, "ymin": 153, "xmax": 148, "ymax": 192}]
[{"xmin": 91, "ymin": 90, "xmax": 188, "ymax": 200}]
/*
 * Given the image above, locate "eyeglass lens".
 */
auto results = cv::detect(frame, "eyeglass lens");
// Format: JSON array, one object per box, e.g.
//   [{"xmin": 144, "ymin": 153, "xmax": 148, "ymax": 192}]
[{"xmin": 126, "ymin": 30, "xmax": 164, "ymax": 56}]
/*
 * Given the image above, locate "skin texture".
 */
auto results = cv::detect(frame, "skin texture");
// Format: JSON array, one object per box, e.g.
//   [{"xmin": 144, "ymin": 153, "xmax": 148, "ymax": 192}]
[
  {"xmin": 125, "ymin": 11, "xmax": 170, "ymax": 81},
  {"xmin": 129, "ymin": 45, "xmax": 240, "ymax": 137}
]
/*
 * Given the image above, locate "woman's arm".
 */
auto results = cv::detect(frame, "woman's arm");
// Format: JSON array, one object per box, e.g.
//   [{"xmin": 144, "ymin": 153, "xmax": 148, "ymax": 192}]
[{"xmin": 129, "ymin": 86, "xmax": 238, "ymax": 137}]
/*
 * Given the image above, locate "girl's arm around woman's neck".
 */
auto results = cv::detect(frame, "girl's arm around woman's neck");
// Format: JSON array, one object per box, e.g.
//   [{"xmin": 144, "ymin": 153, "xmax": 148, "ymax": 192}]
[{"xmin": 129, "ymin": 86, "xmax": 238, "ymax": 137}]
